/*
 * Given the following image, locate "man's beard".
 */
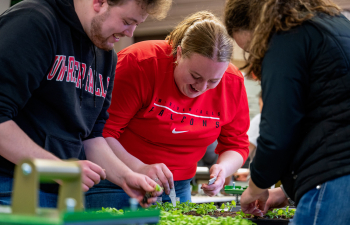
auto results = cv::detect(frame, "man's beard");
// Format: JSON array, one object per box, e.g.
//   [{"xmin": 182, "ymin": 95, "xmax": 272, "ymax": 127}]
[{"xmin": 90, "ymin": 9, "xmax": 113, "ymax": 51}]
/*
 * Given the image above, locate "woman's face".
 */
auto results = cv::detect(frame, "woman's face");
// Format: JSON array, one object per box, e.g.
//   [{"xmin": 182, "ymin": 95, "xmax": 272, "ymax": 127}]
[
  {"xmin": 232, "ymin": 30, "xmax": 253, "ymax": 51},
  {"xmin": 174, "ymin": 46, "xmax": 229, "ymax": 98}
]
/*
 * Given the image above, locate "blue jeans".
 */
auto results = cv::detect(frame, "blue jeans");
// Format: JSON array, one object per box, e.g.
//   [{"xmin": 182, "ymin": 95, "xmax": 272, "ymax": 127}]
[
  {"xmin": 85, "ymin": 178, "xmax": 192, "ymax": 210},
  {"xmin": 293, "ymin": 173, "xmax": 350, "ymax": 225},
  {"xmin": 0, "ymin": 175, "xmax": 58, "ymax": 208}
]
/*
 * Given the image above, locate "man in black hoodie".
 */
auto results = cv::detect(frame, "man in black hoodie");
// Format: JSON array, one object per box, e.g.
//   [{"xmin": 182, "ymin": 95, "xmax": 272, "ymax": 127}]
[{"xmin": 0, "ymin": 0, "xmax": 171, "ymax": 208}]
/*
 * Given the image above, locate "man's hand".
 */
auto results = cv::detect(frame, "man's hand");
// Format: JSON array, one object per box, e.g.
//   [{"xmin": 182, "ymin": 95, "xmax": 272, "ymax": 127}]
[
  {"xmin": 136, "ymin": 163, "xmax": 174, "ymax": 195},
  {"xmin": 201, "ymin": 164, "xmax": 226, "ymax": 196},
  {"xmin": 77, "ymin": 160, "xmax": 106, "ymax": 192},
  {"xmin": 120, "ymin": 171, "xmax": 163, "ymax": 208},
  {"xmin": 263, "ymin": 187, "xmax": 289, "ymax": 214},
  {"xmin": 240, "ymin": 179, "xmax": 268, "ymax": 217}
]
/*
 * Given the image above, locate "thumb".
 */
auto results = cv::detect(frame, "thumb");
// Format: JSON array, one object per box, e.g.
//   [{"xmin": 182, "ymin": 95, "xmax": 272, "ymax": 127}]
[
  {"xmin": 142, "ymin": 176, "xmax": 158, "ymax": 192},
  {"xmin": 209, "ymin": 165, "xmax": 222, "ymax": 179},
  {"xmin": 263, "ymin": 199, "xmax": 272, "ymax": 214}
]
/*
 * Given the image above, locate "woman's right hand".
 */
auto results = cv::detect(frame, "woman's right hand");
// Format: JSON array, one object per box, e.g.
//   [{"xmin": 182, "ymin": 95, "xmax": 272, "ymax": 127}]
[
  {"xmin": 263, "ymin": 187, "xmax": 289, "ymax": 214},
  {"xmin": 137, "ymin": 163, "xmax": 174, "ymax": 195}
]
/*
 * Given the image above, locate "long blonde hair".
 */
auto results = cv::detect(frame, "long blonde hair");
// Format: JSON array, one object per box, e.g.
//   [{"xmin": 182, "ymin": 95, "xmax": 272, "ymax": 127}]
[
  {"xmin": 224, "ymin": 0, "xmax": 341, "ymax": 80},
  {"xmin": 166, "ymin": 11, "xmax": 233, "ymax": 62}
]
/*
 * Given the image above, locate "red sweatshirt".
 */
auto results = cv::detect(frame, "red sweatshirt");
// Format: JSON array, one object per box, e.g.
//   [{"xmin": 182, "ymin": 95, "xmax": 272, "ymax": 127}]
[{"xmin": 103, "ymin": 40, "xmax": 249, "ymax": 181}]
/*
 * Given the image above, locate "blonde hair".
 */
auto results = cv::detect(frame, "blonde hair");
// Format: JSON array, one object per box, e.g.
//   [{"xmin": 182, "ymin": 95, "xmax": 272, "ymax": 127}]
[
  {"xmin": 107, "ymin": 0, "xmax": 172, "ymax": 20},
  {"xmin": 166, "ymin": 11, "xmax": 233, "ymax": 62},
  {"xmin": 224, "ymin": 0, "xmax": 341, "ymax": 80}
]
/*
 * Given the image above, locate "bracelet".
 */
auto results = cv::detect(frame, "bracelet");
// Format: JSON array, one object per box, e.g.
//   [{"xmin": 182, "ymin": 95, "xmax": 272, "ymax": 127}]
[{"xmin": 280, "ymin": 185, "xmax": 295, "ymax": 206}]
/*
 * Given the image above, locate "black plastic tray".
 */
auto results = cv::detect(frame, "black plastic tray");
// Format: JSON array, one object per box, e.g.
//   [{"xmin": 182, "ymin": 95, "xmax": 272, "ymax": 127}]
[{"xmin": 248, "ymin": 218, "xmax": 292, "ymax": 225}]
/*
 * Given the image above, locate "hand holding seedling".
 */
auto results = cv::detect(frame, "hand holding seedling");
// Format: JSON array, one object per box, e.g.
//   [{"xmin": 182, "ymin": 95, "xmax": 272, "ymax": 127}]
[
  {"xmin": 119, "ymin": 171, "xmax": 163, "ymax": 208},
  {"xmin": 137, "ymin": 163, "xmax": 174, "ymax": 195},
  {"xmin": 201, "ymin": 164, "xmax": 226, "ymax": 196},
  {"xmin": 240, "ymin": 178, "xmax": 268, "ymax": 217}
]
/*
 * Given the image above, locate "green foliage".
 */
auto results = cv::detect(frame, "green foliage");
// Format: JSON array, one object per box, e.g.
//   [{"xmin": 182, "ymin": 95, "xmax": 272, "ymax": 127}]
[
  {"xmin": 150, "ymin": 200, "xmax": 236, "ymax": 215},
  {"xmin": 159, "ymin": 211, "xmax": 256, "ymax": 225},
  {"xmin": 96, "ymin": 201, "xmax": 295, "ymax": 224},
  {"xmin": 235, "ymin": 210, "xmax": 251, "ymax": 219},
  {"xmin": 96, "ymin": 207, "xmax": 124, "ymax": 215}
]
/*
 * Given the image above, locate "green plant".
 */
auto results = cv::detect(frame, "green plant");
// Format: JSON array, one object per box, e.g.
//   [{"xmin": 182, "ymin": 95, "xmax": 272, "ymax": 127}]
[
  {"xmin": 159, "ymin": 211, "xmax": 256, "ymax": 225},
  {"xmin": 96, "ymin": 207, "xmax": 124, "ymax": 215}
]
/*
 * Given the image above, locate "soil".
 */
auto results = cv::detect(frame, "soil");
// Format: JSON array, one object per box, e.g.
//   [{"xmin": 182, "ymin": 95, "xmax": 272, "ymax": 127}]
[{"xmin": 183, "ymin": 211, "xmax": 292, "ymax": 220}]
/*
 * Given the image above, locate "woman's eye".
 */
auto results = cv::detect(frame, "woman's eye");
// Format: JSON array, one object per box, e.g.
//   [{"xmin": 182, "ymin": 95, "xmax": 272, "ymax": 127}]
[
  {"xmin": 123, "ymin": 20, "xmax": 130, "ymax": 25},
  {"xmin": 210, "ymin": 80, "xmax": 219, "ymax": 83},
  {"xmin": 191, "ymin": 74, "xmax": 200, "ymax": 79}
]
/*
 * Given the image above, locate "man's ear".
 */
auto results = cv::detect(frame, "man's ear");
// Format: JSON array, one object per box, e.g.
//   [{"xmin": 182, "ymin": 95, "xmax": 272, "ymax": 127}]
[{"xmin": 92, "ymin": 0, "xmax": 106, "ymax": 13}]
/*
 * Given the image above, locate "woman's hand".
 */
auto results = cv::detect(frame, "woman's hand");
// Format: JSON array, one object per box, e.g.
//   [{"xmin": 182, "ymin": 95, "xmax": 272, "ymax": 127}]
[
  {"xmin": 136, "ymin": 163, "xmax": 174, "ymax": 195},
  {"xmin": 201, "ymin": 164, "xmax": 226, "ymax": 196},
  {"xmin": 240, "ymin": 179, "xmax": 268, "ymax": 217},
  {"xmin": 263, "ymin": 187, "xmax": 289, "ymax": 214},
  {"xmin": 120, "ymin": 171, "xmax": 163, "ymax": 208}
]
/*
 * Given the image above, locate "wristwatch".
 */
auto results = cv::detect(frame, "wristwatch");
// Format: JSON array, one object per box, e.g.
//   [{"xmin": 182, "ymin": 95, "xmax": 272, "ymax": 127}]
[{"xmin": 280, "ymin": 185, "xmax": 295, "ymax": 206}]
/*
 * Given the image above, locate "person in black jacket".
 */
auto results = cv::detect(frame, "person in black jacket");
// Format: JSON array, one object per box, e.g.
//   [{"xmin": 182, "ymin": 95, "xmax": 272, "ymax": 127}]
[
  {"xmin": 224, "ymin": 0, "xmax": 350, "ymax": 224},
  {"xmin": 0, "ymin": 0, "xmax": 171, "ymax": 208}
]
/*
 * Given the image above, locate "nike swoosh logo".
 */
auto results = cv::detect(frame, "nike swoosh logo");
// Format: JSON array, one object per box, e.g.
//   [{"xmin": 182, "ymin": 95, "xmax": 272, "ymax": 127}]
[{"xmin": 172, "ymin": 128, "xmax": 189, "ymax": 134}]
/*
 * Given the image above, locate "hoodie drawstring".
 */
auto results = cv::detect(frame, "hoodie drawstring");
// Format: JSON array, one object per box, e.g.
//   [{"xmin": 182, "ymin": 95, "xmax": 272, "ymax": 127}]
[
  {"xmin": 92, "ymin": 46, "xmax": 97, "ymax": 108},
  {"xmin": 79, "ymin": 41, "xmax": 97, "ymax": 108},
  {"xmin": 79, "ymin": 39, "xmax": 84, "ymax": 108}
]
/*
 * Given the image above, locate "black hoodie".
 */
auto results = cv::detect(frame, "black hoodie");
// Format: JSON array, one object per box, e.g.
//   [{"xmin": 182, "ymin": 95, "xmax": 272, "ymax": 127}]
[{"xmin": 0, "ymin": 0, "xmax": 117, "ymax": 179}]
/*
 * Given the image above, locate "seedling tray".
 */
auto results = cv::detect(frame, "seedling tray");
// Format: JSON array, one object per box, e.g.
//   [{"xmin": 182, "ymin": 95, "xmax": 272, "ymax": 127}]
[
  {"xmin": 224, "ymin": 185, "xmax": 247, "ymax": 195},
  {"xmin": 0, "ymin": 206, "xmax": 160, "ymax": 225},
  {"xmin": 248, "ymin": 218, "xmax": 292, "ymax": 225}
]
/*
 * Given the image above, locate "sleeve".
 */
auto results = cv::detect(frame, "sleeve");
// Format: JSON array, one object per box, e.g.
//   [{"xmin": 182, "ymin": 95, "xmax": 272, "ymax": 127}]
[
  {"xmin": 84, "ymin": 52, "xmax": 117, "ymax": 139},
  {"xmin": 250, "ymin": 26, "xmax": 311, "ymax": 189},
  {"xmin": 103, "ymin": 53, "xmax": 153, "ymax": 139},
  {"xmin": 215, "ymin": 74, "xmax": 250, "ymax": 164},
  {"xmin": 0, "ymin": 8, "xmax": 56, "ymax": 124}
]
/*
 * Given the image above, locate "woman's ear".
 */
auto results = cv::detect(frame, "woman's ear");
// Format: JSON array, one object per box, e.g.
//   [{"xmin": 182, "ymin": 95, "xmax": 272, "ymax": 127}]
[{"xmin": 176, "ymin": 45, "xmax": 182, "ymax": 62}]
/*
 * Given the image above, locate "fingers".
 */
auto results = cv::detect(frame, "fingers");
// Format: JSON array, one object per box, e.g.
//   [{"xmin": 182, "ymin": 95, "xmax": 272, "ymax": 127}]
[
  {"xmin": 159, "ymin": 165, "xmax": 173, "ymax": 195},
  {"xmin": 83, "ymin": 160, "xmax": 107, "ymax": 180},
  {"xmin": 242, "ymin": 201, "xmax": 263, "ymax": 217},
  {"xmin": 201, "ymin": 168, "xmax": 225, "ymax": 196},
  {"xmin": 78, "ymin": 160, "xmax": 106, "ymax": 191},
  {"xmin": 141, "ymin": 175, "xmax": 158, "ymax": 193},
  {"xmin": 139, "ymin": 196, "xmax": 157, "ymax": 208},
  {"xmin": 82, "ymin": 183, "xmax": 89, "ymax": 192},
  {"xmin": 147, "ymin": 163, "xmax": 173, "ymax": 195},
  {"xmin": 209, "ymin": 164, "xmax": 223, "ymax": 180}
]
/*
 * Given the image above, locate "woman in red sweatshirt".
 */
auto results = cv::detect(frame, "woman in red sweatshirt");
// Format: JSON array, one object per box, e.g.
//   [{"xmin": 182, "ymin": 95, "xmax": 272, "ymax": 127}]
[{"xmin": 85, "ymin": 11, "xmax": 250, "ymax": 209}]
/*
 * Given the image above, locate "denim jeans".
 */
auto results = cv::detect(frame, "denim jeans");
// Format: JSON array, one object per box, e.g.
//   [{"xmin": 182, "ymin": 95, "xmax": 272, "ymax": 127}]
[
  {"xmin": 85, "ymin": 178, "xmax": 192, "ymax": 210},
  {"xmin": 292, "ymin": 173, "xmax": 350, "ymax": 225},
  {"xmin": 0, "ymin": 175, "xmax": 58, "ymax": 208}
]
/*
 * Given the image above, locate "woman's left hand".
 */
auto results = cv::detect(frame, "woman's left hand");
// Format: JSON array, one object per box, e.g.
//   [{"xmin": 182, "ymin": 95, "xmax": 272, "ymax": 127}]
[{"xmin": 201, "ymin": 164, "xmax": 226, "ymax": 196}]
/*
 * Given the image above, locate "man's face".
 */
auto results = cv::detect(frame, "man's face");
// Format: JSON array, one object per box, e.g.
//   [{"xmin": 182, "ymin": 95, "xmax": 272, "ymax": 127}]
[{"xmin": 90, "ymin": 0, "xmax": 148, "ymax": 51}]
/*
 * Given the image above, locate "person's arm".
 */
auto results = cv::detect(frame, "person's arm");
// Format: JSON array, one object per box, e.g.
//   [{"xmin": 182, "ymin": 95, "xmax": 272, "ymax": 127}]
[
  {"xmin": 103, "ymin": 53, "xmax": 174, "ymax": 194},
  {"xmin": 81, "ymin": 52, "xmax": 163, "ymax": 204},
  {"xmin": 83, "ymin": 137, "xmax": 162, "ymax": 206},
  {"xmin": 0, "ymin": 7, "xmax": 105, "ymax": 191},
  {"xmin": 0, "ymin": 120, "xmax": 59, "ymax": 163},
  {"xmin": 105, "ymin": 137, "xmax": 174, "ymax": 194},
  {"xmin": 202, "ymin": 70, "xmax": 250, "ymax": 196},
  {"xmin": 241, "ymin": 25, "xmax": 311, "ymax": 215}
]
